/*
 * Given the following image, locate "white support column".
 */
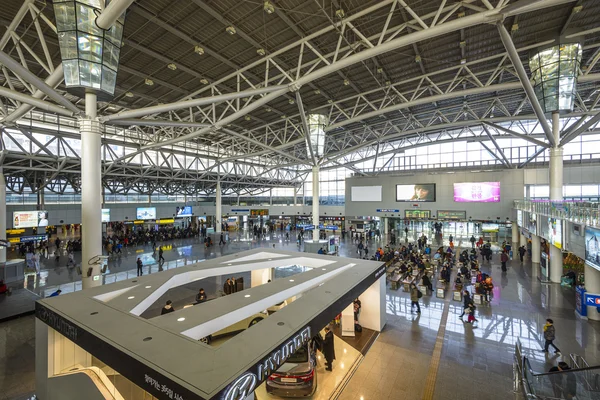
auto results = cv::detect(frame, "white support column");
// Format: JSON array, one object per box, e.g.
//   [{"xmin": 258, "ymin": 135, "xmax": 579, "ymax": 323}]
[
  {"xmin": 81, "ymin": 90, "xmax": 102, "ymax": 289},
  {"xmin": 520, "ymin": 233, "xmax": 527, "ymax": 248},
  {"xmin": 216, "ymin": 180, "xmax": 222, "ymax": 233},
  {"xmin": 383, "ymin": 217, "xmax": 389, "ymax": 235},
  {"xmin": 531, "ymin": 235, "xmax": 541, "ymax": 266},
  {"xmin": 584, "ymin": 264, "xmax": 600, "ymax": 321},
  {"xmin": 312, "ymin": 166, "xmax": 320, "ymax": 242},
  {"xmin": 511, "ymin": 222, "xmax": 519, "ymax": 247},
  {"xmin": 549, "ymin": 111, "xmax": 563, "ymax": 283},
  {"xmin": 0, "ymin": 168, "xmax": 6, "ymax": 265}
]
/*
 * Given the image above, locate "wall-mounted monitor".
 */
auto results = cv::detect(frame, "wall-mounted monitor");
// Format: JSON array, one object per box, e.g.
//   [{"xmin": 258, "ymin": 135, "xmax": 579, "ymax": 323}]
[
  {"xmin": 176, "ymin": 206, "xmax": 192, "ymax": 217},
  {"xmin": 454, "ymin": 182, "xmax": 500, "ymax": 202},
  {"xmin": 351, "ymin": 186, "xmax": 382, "ymax": 202},
  {"xmin": 438, "ymin": 210, "xmax": 466, "ymax": 220},
  {"xmin": 13, "ymin": 211, "xmax": 49, "ymax": 228},
  {"xmin": 136, "ymin": 207, "xmax": 156, "ymax": 220},
  {"xmin": 404, "ymin": 210, "xmax": 431, "ymax": 219},
  {"xmin": 548, "ymin": 218, "xmax": 562, "ymax": 249},
  {"xmin": 517, "ymin": 210, "xmax": 523, "ymax": 227},
  {"xmin": 102, "ymin": 209, "xmax": 110, "ymax": 223},
  {"xmin": 482, "ymin": 223, "xmax": 499, "ymax": 233},
  {"xmin": 396, "ymin": 184, "xmax": 436, "ymax": 202},
  {"xmin": 585, "ymin": 226, "xmax": 600, "ymax": 271}
]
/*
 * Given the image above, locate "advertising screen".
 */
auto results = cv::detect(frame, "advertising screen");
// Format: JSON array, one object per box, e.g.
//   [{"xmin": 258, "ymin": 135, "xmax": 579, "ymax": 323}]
[
  {"xmin": 13, "ymin": 211, "xmax": 49, "ymax": 228},
  {"xmin": 136, "ymin": 207, "xmax": 156, "ymax": 220},
  {"xmin": 102, "ymin": 209, "xmax": 110, "ymax": 223},
  {"xmin": 517, "ymin": 210, "xmax": 523, "ymax": 227},
  {"xmin": 528, "ymin": 213, "xmax": 538, "ymax": 235},
  {"xmin": 482, "ymin": 223, "xmax": 499, "ymax": 233},
  {"xmin": 453, "ymin": 182, "xmax": 500, "ymax": 202},
  {"xmin": 548, "ymin": 218, "xmax": 562, "ymax": 249},
  {"xmin": 176, "ymin": 206, "xmax": 192, "ymax": 217},
  {"xmin": 351, "ymin": 186, "xmax": 382, "ymax": 202},
  {"xmin": 396, "ymin": 184, "xmax": 436, "ymax": 202},
  {"xmin": 585, "ymin": 227, "xmax": 600, "ymax": 271}
]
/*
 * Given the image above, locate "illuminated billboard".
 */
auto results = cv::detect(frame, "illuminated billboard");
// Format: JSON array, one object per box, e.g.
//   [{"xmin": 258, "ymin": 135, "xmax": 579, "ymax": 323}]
[
  {"xmin": 13, "ymin": 211, "xmax": 49, "ymax": 228},
  {"xmin": 176, "ymin": 206, "xmax": 192, "ymax": 217},
  {"xmin": 396, "ymin": 184, "xmax": 436, "ymax": 202},
  {"xmin": 136, "ymin": 207, "xmax": 156, "ymax": 220},
  {"xmin": 454, "ymin": 182, "xmax": 500, "ymax": 203}
]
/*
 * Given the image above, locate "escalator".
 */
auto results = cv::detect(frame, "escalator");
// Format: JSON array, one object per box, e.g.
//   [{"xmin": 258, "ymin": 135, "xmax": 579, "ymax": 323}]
[
  {"xmin": 514, "ymin": 339, "xmax": 600, "ymax": 399},
  {"xmin": 47, "ymin": 365, "xmax": 126, "ymax": 400}
]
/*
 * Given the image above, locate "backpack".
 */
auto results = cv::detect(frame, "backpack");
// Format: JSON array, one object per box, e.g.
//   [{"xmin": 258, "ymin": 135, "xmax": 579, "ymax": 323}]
[
  {"xmin": 417, "ymin": 289, "xmax": 423, "ymax": 298},
  {"xmin": 354, "ymin": 323, "xmax": 362, "ymax": 332}
]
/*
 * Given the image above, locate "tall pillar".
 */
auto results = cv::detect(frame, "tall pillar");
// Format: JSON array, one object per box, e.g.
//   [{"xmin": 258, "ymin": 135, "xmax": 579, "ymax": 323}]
[
  {"xmin": 549, "ymin": 111, "xmax": 563, "ymax": 282},
  {"xmin": 520, "ymin": 233, "xmax": 527, "ymax": 248},
  {"xmin": 312, "ymin": 166, "xmax": 319, "ymax": 242},
  {"xmin": 525, "ymin": 185, "xmax": 531, "ymax": 200},
  {"xmin": 383, "ymin": 217, "xmax": 389, "ymax": 235},
  {"xmin": 216, "ymin": 180, "xmax": 222, "ymax": 233},
  {"xmin": 511, "ymin": 222, "xmax": 519, "ymax": 247},
  {"xmin": 584, "ymin": 264, "xmax": 600, "ymax": 321},
  {"xmin": 0, "ymin": 168, "xmax": 6, "ymax": 265},
  {"xmin": 81, "ymin": 90, "xmax": 103, "ymax": 289},
  {"xmin": 269, "ymin": 189, "xmax": 273, "ymax": 206},
  {"xmin": 531, "ymin": 235, "xmax": 541, "ymax": 265}
]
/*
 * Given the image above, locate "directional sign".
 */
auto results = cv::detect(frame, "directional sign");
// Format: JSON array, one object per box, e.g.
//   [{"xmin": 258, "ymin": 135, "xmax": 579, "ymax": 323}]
[{"xmin": 585, "ymin": 293, "xmax": 600, "ymax": 306}]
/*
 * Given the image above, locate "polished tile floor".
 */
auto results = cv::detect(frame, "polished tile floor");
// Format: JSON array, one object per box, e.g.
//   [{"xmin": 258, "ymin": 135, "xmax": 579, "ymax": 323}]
[{"xmin": 1, "ymin": 228, "xmax": 599, "ymax": 400}]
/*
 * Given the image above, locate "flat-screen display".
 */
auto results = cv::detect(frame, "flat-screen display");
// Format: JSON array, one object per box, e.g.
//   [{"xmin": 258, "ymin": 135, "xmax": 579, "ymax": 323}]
[
  {"xmin": 351, "ymin": 186, "xmax": 382, "ymax": 202},
  {"xmin": 517, "ymin": 210, "xmax": 523, "ymax": 227},
  {"xmin": 585, "ymin": 226, "xmax": 600, "ymax": 271},
  {"xmin": 438, "ymin": 210, "xmax": 466, "ymax": 220},
  {"xmin": 404, "ymin": 210, "xmax": 431, "ymax": 219},
  {"xmin": 548, "ymin": 218, "xmax": 562, "ymax": 249},
  {"xmin": 482, "ymin": 223, "xmax": 499, "ymax": 232},
  {"xmin": 136, "ymin": 207, "xmax": 156, "ymax": 220},
  {"xmin": 396, "ymin": 184, "xmax": 436, "ymax": 202},
  {"xmin": 13, "ymin": 211, "xmax": 48, "ymax": 228},
  {"xmin": 176, "ymin": 206, "xmax": 192, "ymax": 217},
  {"xmin": 453, "ymin": 182, "xmax": 500, "ymax": 202},
  {"xmin": 102, "ymin": 209, "xmax": 110, "ymax": 223}
]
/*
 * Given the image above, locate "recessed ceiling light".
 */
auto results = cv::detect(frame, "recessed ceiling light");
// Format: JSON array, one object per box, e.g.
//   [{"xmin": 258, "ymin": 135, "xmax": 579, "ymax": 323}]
[
  {"xmin": 145, "ymin": 286, "xmax": 151, "ymax": 289},
  {"xmin": 227, "ymin": 263, "xmax": 232, "ymax": 266},
  {"xmin": 244, "ymin": 294, "xmax": 251, "ymax": 298},
  {"xmin": 264, "ymin": 1, "xmax": 275, "ymax": 14},
  {"xmin": 288, "ymin": 98, "xmax": 295, "ymax": 104},
  {"xmin": 128, "ymin": 296, "xmax": 135, "ymax": 299},
  {"xmin": 226, "ymin": 26, "xmax": 236, "ymax": 35},
  {"xmin": 257, "ymin": 48, "xmax": 266, "ymax": 56},
  {"xmin": 268, "ymin": 259, "xmax": 272, "ymax": 260},
  {"xmin": 125, "ymin": 92, "xmax": 134, "ymax": 98},
  {"xmin": 289, "ymin": 279, "xmax": 294, "ymax": 282},
  {"xmin": 322, "ymin": 268, "xmax": 326, "ymax": 271},
  {"xmin": 167, "ymin": 63, "xmax": 177, "ymax": 70},
  {"xmin": 200, "ymin": 78, "xmax": 209, "ymax": 85},
  {"xmin": 194, "ymin": 45, "xmax": 204, "ymax": 55},
  {"xmin": 144, "ymin": 78, "xmax": 154, "ymax": 86},
  {"xmin": 177, "ymin": 317, "xmax": 185, "ymax": 322}
]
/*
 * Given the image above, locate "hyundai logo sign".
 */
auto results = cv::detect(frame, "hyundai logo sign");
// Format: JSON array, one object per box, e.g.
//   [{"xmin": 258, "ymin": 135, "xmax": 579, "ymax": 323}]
[{"xmin": 223, "ymin": 372, "xmax": 257, "ymax": 400}]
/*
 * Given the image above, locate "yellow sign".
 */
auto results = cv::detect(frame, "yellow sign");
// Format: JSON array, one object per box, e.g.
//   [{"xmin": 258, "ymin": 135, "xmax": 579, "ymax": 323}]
[
  {"xmin": 6, "ymin": 229, "xmax": 25, "ymax": 235},
  {"xmin": 8, "ymin": 238, "xmax": 20, "ymax": 243},
  {"xmin": 157, "ymin": 219, "xmax": 175, "ymax": 224},
  {"xmin": 134, "ymin": 220, "xmax": 144, "ymax": 224}
]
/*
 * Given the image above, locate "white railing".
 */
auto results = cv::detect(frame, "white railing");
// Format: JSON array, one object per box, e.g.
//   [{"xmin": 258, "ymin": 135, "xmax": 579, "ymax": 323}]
[{"xmin": 514, "ymin": 200, "xmax": 600, "ymax": 228}]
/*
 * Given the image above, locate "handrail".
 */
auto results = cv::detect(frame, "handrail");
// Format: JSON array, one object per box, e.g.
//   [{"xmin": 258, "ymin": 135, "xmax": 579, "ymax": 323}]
[
  {"xmin": 55, "ymin": 366, "xmax": 124, "ymax": 400},
  {"xmin": 570, "ymin": 353, "xmax": 590, "ymax": 369}
]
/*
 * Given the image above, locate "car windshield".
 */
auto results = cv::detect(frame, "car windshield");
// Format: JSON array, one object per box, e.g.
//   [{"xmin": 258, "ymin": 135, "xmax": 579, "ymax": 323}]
[{"xmin": 286, "ymin": 346, "xmax": 308, "ymax": 363}]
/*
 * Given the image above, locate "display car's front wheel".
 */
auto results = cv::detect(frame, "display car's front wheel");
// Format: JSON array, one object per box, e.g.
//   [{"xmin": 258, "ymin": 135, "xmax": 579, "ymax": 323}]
[{"xmin": 199, "ymin": 335, "xmax": 212, "ymax": 344}]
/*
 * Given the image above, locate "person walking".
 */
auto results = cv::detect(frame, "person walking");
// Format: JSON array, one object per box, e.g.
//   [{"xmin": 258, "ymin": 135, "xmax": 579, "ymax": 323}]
[
  {"xmin": 543, "ymin": 318, "xmax": 561, "ymax": 355},
  {"xmin": 470, "ymin": 235, "xmax": 476, "ymax": 248},
  {"xmin": 459, "ymin": 290, "xmax": 472, "ymax": 320},
  {"xmin": 518, "ymin": 245, "xmax": 526, "ymax": 263},
  {"xmin": 357, "ymin": 241, "xmax": 364, "ymax": 258},
  {"xmin": 158, "ymin": 246, "xmax": 165, "ymax": 264},
  {"xmin": 136, "ymin": 257, "xmax": 143, "ymax": 276},
  {"xmin": 322, "ymin": 326, "xmax": 336, "ymax": 371},
  {"xmin": 219, "ymin": 232, "xmax": 226, "ymax": 245},
  {"xmin": 501, "ymin": 250, "xmax": 509, "ymax": 272},
  {"xmin": 410, "ymin": 283, "xmax": 421, "ymax": 313}
]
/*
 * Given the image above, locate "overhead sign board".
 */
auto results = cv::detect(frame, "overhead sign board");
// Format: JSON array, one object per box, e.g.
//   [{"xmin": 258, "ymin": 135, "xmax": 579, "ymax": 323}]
[
  {"xmin": 376, "ymin": 209, "xmax": 400, "ymax": 213},
  {"xmin": 585, "ymin": 293, "xmax": 600, "ymax": 307},
  {"xmin": 438, "ymin": 210, "xmax": 467, "ymax": 220}
]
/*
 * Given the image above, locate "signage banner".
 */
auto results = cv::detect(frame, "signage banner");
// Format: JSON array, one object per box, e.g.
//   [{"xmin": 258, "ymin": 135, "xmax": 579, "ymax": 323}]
[
  {"xmin": 13, "ymin": 210, "xmax": 49, "ymax": 228},
  {"xmin": 575, "ymin": 286, "xmax": 587, "ymax": 317},
  {"xmin": 102, "ymin": 209, "xmax": 110, "ymax": 223},
  {"xmin": 20, "ymin": 234, "xmax": 48, "ymax": 243},
  {"xmin": 404, "ymin": 210, "xmax": 430, "ymax": 219},
  {"xmin": 585, "ymin": 292, "xmax": 600, "ymax": 307},
  {"xmin": 376, "ymin": 209, "xmax": 400, "ymax": 213},
  {"xmin": 231, "ymin": 209, "xmax": 250, "ymax": 212},
  {"xmin": 438, "ymin": 210, "xmax": 466, "ymax": 220},
  {"xmin": 453, "ymin": 182, "xmax": 500, "ymax": 203}
]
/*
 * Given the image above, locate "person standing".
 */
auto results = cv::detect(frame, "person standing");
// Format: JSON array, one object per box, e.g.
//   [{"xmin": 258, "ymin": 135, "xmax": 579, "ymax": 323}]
[
  {"xmin": 470, "ymin": 235, "xmax": 476, "ymax": 248},
  {"xmin": 158, "ymin": 246, "xmax": 165, "ymax": 264},
  {"xmin": 410, "ymin": 283, "xmax": 421, "ymax": 313},
  {"xmin": 322, "ymin": 326, "xmax": 336, "ymax": 371},
  {"xmin": 136, "ymin": 257, "xmax": 143, "ymax": 276},
  {"xmin": 219, "ymin": 232, "xmax": 226, "ymax": 245},
  {"xmin": 223, "ymin": 278, "xmax": 232, "ymax": 295},
  {"xmin": 459, "ymin": 290, "xmax": 472, "ymax": 320},
  {"xmin": 543, "ymin": 319, "xmax": 561, "ymax": 355},
  {"xmin": 195, "ymin": 288, "xmax": 207, "ymax": 303},
  {"xmin": 357, "ymin": 241, "xmax": 364, "ymax": 258},
  {"xmin": 501, "ymin": 250, "xmax": 509, "ymax": 272}
]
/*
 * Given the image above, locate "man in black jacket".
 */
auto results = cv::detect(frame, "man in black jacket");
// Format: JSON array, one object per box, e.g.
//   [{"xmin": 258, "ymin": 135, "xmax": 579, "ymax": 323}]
[
  {"xmin": 195, "ymin": 288, "xmax": 207, "ymax": 303},
  {"xmin": 136, "ymin": 257, "xmax": 143, "ymax": 276},
  {"xmin": 322, "ymin": 326, "xmax": 336, "ymax": 371},
  {"xmin": 161, "ymin": 300, "xmax": 175, "ymax": 315},
  {"xmin": 459, "ymin": 290, "xmax": 472, "ymax": 320},
  {"xmin": 223, "ymin": 279, "xmax": 232, "ymax": 295},
  {"xmin": 519, "ymin": 246, "xmax": 527, "ymax": 263}
]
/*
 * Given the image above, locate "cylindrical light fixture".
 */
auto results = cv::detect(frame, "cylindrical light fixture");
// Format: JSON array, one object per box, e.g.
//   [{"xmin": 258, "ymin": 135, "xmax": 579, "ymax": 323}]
[
  {"xmin": 528, "ymin": 42, "xmax": 582, "ymax": 114},
  {"xmin": 306, "ymin": 113, "xmax": 329, "ymax": 158},
  {"xmin": 53, "ymin": 0, "xmax": 126, "ymax": 100}
]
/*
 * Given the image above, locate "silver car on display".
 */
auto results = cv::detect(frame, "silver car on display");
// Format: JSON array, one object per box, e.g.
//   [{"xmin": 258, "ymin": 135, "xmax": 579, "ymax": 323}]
[{"xmin": 266, "ymin": 345, "xmax": 317, "ymax": 397}]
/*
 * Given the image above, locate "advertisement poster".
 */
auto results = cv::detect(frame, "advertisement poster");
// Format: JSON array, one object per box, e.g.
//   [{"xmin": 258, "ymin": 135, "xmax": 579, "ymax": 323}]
[
  {"xmin": 453, "ymin": 182, "xmax": 500, "ymax": 202},
  {"xmin": 517, "ymin": 210, "xmax": 523, "ymax": 227},
  {"xmin": 482, "ymin": 223, "xmax": 499, "ymax": 233},
  {"xmin": 13, "ymin": 211, "xmax": 49, "ymax": 228},
  {"xmin": 136, "ymin": 207, "xmax": 157, "ymax": 220},
  {"xmin": 102, "ymin": 209, "xmax": 110, "ymax": 223},
  {"xmin": 585, "ymin": 226, "xmax": 600, "ymax": 271},
  {"xmin": 176, "ymin": 206, "xmax": 192, "ymax": 217},
  {"xmin": 528, "ymin": 213, "xmax": 538, "ymax": 235},
  {"xmin": 396, "ymin": 184, "xmax": 436, "ymax": 202},
  {"xmin": 548, "ymin": 218, "xmax": 562, "ymax": 249}
]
